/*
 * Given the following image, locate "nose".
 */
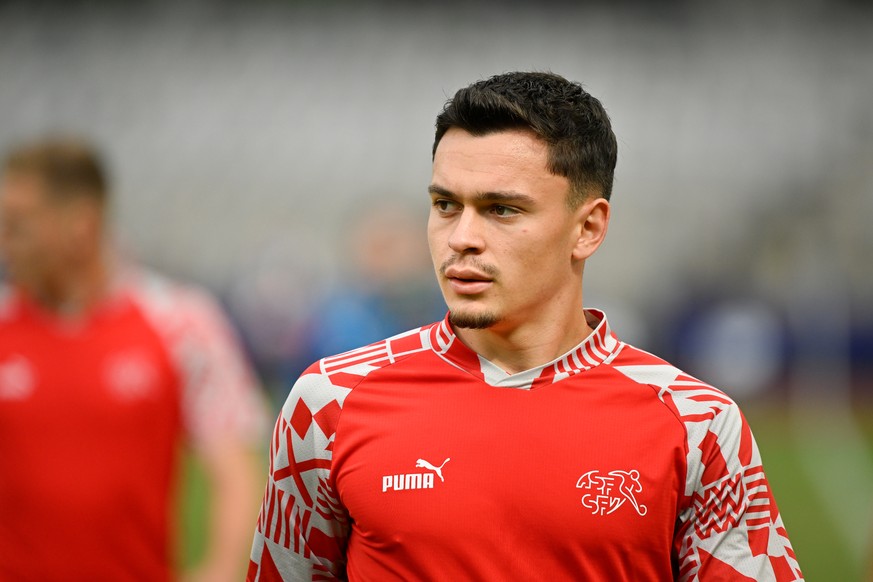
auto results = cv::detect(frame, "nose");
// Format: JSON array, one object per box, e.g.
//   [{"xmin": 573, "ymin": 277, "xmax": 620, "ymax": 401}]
[{"xmin": 447, "ymin": 208, "xmax": 484, "ymax": 254}]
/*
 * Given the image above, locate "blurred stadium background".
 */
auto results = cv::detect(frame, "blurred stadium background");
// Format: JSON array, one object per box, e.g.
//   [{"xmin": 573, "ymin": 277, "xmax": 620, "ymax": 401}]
[{"xmin": 1, "ymin": 0, "xmax": 871, "ymax": 579}]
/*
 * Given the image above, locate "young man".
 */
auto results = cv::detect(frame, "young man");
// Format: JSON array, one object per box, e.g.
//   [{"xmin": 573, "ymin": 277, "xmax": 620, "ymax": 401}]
[
  {"xmin": 247, "ymin": 72, "xmax": 803, "ymax": 581},
  {"xmin": 0, "ymin": 138, "xmax": 266, "ymax": 581}
]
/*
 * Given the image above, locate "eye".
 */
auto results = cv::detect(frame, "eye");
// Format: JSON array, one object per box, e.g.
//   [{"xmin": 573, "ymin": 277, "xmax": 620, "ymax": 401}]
[
  {"xmin": 433, "ymin": 199, "xmax": 458, "ymax": 213},
  {"xmin": 492, "ymin": 205, "xmax": 519, "ymax": 217}
]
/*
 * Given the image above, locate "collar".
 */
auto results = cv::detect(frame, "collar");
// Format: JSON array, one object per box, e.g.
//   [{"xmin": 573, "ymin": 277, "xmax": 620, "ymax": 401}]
[{"xmin": 427, "ymin": 308, "xmax": 620, "ymax": 390}]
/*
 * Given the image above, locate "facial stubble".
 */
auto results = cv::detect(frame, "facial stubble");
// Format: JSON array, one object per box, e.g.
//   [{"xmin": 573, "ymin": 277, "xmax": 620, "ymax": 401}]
[{"xmin": 440, "ymin": 256, "xmax": 501, "ymax": 330}]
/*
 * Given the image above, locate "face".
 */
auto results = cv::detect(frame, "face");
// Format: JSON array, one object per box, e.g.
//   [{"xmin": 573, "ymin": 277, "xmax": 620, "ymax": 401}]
[
  {"xmin": 0, "ymin": 172, "xmax": 84, "ymax": 294},
  {"xmin": 428, "ymin": 128, "xmax": 608, "ymax": 332}
]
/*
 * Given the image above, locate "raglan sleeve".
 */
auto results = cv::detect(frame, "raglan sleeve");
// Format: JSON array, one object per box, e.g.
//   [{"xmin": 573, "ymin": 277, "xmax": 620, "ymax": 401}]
[
  {"xmin": 674, "ymin": 401, "xmax": 803, "ymax": 581},
  {"xmin": 171, "ymin": 285, "xmax": 268, "ymax": 449},
  {"xmin": 247, "ymin": 366, "xmax": 351, "ymax": 582}
]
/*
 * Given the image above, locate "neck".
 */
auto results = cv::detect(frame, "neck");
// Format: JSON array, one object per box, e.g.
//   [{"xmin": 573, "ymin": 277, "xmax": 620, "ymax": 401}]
[
  {"xmin": 32, "ymin": 252, "xmax": 111, "ymax": 316},
  {"xmin": 453, "ymin": 306, "xmax": 594, "ymax": 375}
]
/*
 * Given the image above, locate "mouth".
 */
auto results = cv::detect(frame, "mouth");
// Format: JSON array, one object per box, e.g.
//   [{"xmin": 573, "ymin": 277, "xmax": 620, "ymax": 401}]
[
  {"xmin": 447, "ymin": 278, "xmax": 492, "ymax": 295},
  {"xmin": 444, "ymin": 268, "xmax": 493, "ymax": 295}
]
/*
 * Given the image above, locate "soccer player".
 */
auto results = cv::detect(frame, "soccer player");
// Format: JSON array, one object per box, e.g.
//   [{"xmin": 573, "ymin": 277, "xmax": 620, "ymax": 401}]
[
  {"xmin": 0, "ymin": 138, "xmax": 267, "ymax": 581},
  {"xmin": 247, "ymin": 72, "xmax": 803, "ymax": 580}
]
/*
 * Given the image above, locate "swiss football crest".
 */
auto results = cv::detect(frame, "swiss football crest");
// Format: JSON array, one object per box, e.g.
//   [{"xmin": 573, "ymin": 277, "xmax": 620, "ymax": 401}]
[
  {"xmin": 103, "ymin": 350, "xmax": 158, "ymax": 401},
  {"xmin": 576, "ymin": 469, "xmax": 648, "ymax": 516},
  {"xmin": 0, "ymin": 354, "xmax": 36, "ymax": 400}
]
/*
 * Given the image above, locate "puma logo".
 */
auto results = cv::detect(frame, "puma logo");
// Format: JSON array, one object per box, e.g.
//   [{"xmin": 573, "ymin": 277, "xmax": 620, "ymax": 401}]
[
  {"xmin": 382, "ymin": 457, "xmax": 451, "ymax": 493},
  {"xmin": 416, "ymin": 458, "xmax": 450, "ymax": 482}
]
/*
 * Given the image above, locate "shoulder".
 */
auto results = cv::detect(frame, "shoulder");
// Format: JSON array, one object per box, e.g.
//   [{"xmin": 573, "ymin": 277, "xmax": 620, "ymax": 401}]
[
  {"xmin": 124, "ymin": 267, "xmax": 220, "ymax": 321},
  {"xmin": 121, "ymin": 266, "xmax": 250, "ymax": 375},
  {"xmin": 608, "ymin": 341, "xmax": 740, "ymax": 428},
  {"xmin": 609, "ymin": 342, "xmax": 755, "ymax": 489},
  {"xmin": 122, "ymin": 267, "xmax": 236, "ymax": 343},
  {"xmin": 291, "ymin": 323, "xmax": 437, "ymax": 395},
  {"xmin": 276, "ymin": 324, "xmax": 437, "ymax": 443}
]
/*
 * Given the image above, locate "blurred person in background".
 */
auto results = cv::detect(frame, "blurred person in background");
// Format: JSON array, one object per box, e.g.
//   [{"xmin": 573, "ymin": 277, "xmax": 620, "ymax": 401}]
[
  {"xmin": 0, "ymin": 137, "xmax": 266, "ymax": 581},
  {"xmin": 306, "ymin": 201, "xmax": 445, "ymax": 359},
  {"xmin": 247, "ymin": 71, "xmax": 802, "ymax": 580}
]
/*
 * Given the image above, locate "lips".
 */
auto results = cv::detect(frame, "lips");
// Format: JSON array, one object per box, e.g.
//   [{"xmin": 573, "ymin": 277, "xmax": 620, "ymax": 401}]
[{"xmin": 444, "ymin": 267, "xmax": 493, "ymax": 295}]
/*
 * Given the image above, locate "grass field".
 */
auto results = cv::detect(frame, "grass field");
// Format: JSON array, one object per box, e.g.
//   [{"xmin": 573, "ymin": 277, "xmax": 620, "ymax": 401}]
[
  {"xmin": 177, "ymin": 403, "xmax": 873, "ymax": 581},
  {"xmin": 746, "ymin": 404, "xmax": 873, "ymax": 581}
]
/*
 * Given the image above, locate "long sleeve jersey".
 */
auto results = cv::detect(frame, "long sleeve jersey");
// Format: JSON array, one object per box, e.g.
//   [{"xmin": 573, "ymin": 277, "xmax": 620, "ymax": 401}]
[{"xmin": 248, "ymin": 309, "xmax": 802, "ymax": 581}]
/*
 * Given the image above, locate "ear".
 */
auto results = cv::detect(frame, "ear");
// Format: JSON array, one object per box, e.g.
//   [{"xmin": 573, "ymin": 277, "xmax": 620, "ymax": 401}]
[{"xmin": 571, "ymin": 197, "xmax": 610, "ymax": 261}]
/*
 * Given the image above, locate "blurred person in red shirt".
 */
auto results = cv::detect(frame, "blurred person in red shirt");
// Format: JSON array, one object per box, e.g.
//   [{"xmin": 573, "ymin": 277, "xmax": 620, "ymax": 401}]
[{"xmin": 0, "ymin": 137, "xmax": 267, "ymax": 581}]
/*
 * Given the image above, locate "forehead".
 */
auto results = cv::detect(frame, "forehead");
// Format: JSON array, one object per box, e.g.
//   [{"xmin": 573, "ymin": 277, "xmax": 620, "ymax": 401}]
[
  {"xmin": 431, "ymin": 128, "xmax": 565, "ymax": 197},
  {"xmin": 0, "ymin": 171, "xmax": 52, "ymax": 207}
]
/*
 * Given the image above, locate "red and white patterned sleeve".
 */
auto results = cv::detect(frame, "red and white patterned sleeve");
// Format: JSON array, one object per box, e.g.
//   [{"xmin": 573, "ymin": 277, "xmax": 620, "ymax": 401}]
[
  {"xmin": 132, "ymin": 270, "xmax": 267, "ymax": 448},
  {"xmin": 247, "ymin": 365, "xmax": 353, "ymax": 582},
  {"xmin": 674, "ymin": 389, "xmax": 803, "ymax": 581}
]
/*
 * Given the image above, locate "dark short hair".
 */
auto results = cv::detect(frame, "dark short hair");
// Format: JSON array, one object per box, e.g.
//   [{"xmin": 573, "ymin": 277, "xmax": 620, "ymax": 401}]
[
  {"xmin": 433, "ymin": 71, "xmax": 617, "ymax": 205},
  {"xmin": 3, "ymin": 137, "xmax": 108, "ymax": 206}
]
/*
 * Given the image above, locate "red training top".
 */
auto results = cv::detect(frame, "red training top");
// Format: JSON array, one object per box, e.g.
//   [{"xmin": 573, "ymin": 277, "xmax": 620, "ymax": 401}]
[
  {"xmin": 248, "ymin": 309, "xmax": 802, "ymax": 581},
  {"xmin": 0, "ymin": 269, "xmax": 265, "ymax": 581}
]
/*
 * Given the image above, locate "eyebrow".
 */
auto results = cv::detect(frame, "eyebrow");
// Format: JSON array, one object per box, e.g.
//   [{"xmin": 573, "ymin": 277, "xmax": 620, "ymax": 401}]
[{"xmin": 428, "ymin": 184, "xmax": 536, "ymax": 206}]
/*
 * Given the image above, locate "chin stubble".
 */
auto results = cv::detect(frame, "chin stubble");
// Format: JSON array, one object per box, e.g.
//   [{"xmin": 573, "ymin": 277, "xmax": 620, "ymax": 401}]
[
  {"xmin": 439, "ymin": 256, "xmax": 501, "ymax": 329},
  {"xmin": 448, "ymin": 310, "xmax": 499, "ymax": 329}
]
